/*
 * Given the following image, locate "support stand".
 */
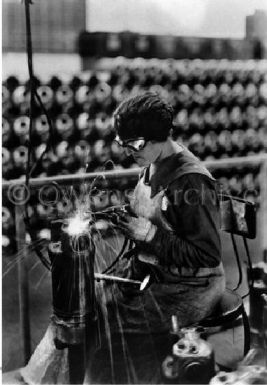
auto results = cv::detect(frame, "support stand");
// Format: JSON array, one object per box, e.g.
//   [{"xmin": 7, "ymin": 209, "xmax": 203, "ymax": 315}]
[{"xmin": 15, "ymin": 205, "xmax": 31, "ymax": 365}]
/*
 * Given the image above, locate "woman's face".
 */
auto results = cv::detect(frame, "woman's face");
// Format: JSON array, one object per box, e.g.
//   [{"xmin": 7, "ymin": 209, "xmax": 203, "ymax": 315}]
[{"xmin": 126, "ymin": 141, "xmax": 162, "ymax": 166}]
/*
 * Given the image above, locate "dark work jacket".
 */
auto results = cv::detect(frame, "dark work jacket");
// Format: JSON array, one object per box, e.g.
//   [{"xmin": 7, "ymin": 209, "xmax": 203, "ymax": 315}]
[
  {"xmin": 100, "ymin": 148, "xmax": 225, "ymax": 335},
  {"xmin": 141, "ymin": 148, "xmax": 222, "ymax": 270}
]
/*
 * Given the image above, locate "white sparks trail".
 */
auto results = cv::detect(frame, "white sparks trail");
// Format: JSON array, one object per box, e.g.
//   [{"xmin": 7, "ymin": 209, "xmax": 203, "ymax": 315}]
[
  {"xmin": 28, "ymin": 258, "xmax": 42, "ymax": 274},
  {"xmin": 93, "ymin": 256, "xmax": 115, "ymax": 384},
  {"xmin": 2, "ymin": 239, "xmax": 46, "ymax": 278},
  {"xmin": 2, "ymin": 255, "xmax": 25, "ymax": 279},
  {"xmin": 34, "ymin": 268, "xmax": 50, "ymax": 290}
]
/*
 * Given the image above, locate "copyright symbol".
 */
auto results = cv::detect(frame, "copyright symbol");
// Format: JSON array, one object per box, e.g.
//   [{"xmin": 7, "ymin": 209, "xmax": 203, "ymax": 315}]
[{"xmin": 7, "ymin": 183, "xmax": 30, "ymax": 205}]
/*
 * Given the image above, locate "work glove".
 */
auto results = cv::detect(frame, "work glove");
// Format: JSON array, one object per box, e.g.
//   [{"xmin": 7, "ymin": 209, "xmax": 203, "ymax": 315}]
[{"xmin": 113, "ymin": 213, "xmax": 157, "ymax": 242}]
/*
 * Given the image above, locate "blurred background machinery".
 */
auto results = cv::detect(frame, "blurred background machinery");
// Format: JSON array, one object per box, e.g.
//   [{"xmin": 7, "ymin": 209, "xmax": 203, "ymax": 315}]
[{"xmin": 3, "ymin": 60, "xmax": 267, "ymax": 231}]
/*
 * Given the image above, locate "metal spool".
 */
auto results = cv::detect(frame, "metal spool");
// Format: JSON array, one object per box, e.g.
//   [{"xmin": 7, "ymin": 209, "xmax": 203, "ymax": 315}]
[
  {"xmin": 95, "ymin": 113, "xmax": 111, "ymax": 137},
  {"xmin": 13, "ymin": 116, "xmax": 30, "ymax": 138},
  {"xmin": 55, "ymin": 141, "xmax": 69, "ymax": 160},
  {"xmin": 2, "ymin": 119, "xmax": 12, "ymax": 145},
  {"xmin": 75, "ymin": 85, "xmax": 90, "ymax": 105},
  {"xmin": 55, "ymin": 84, "xmax": 73, "ymax": 105},
  {"xmin": 95, "ymin": 82, "xmax": 111, "ymax": 102},
  {"xmin": 12, "ymin": 86, "xmax": 30, "ymax": 106},
  {"xmin": 2, "ymin": 118, "xmax": 10, "ymax": 134},
  {"xmin": 259, "ymin": 82, "xmax": 267, "ymax": 101},
  {"xmin": 37, "ymin": 85, "xmax": 54, "ymax": 106},
  {"xmin": 2, "ymin": 85, "xmax": 10, "ymax": 106},
  {"xmin": 35, "ymin": 144, "xmax": 47, "ymax": 161},
  {"xmin": 55, "ymin": 114, "xmax": 74, "ymax": 138},
  {"xmin": 77, "ymin": 112, "xmax": 90, "ymax": 131},
  {"xmin": 112, "ymin": 84, "xmax": 128, "ymax": 102},
  {"xmin": 205, "ymin": 83, "xmax": 217, "ymax": 100},
  {"xmin": 35, "ymin": 115, "xmax": 49, "ymax": 135},
  {"xmin": 232, "ymin": 82, "xmax": 244, "ymax": 97},
  {"xmin": 2, "ymin": 235, "xmax": 12, "ymax": 249},
  {"xmin": 74, "ymin": 140, "xmax": 91, "ymax": 162},
  {"xmin": 93, "ymin": 139, "xmax": 111, "ymax": 163},
  {"xmin": 2, "ymin": 148, "xmax": 13, "ymax": 179},
  {"xmin": 76, "ymin": 113, "xmax": 96, "ymax": 141},
  {"xmin": 2, "ymin": 147, "xmax": 11, "ymax": 165},
  {"xmin": 13, "ymin": 146, "xmax": 28, "ymax": 167}
]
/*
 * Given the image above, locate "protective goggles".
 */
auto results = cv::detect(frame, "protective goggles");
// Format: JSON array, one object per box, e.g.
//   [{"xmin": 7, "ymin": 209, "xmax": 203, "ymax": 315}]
[{"xmin": 115, "ymin": 135, "xmax": 146, "ymax": 152}]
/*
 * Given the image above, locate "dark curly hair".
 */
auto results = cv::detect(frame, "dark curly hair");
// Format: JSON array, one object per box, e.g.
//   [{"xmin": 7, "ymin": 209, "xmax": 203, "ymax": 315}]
[{"xmin": 113, "ymin": 92, "xmax": 174, "ymax": 142}]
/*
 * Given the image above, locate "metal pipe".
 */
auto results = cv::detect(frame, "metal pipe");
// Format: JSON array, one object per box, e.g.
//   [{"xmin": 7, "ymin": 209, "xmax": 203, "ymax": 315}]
[
  {"xmin": 2, "ymin": 168, "xmax": 140, "ymax": 190},
  {"xmin": 204, "ymin": 154, "xmax": 267, "ymax": 170},
  {"xmin": 15, "ymin": 205, "xmax": 31, "ymax": 364},
  {"xmin": 95, "ymin": 273, "xmax": 151, "ymax": 290},
  {"xmin": 260, "ymin": 159, "xmax": 267, "ymax": 262},
  {"xmin": 2, "ymin": 154, "xmax": 267, "ymax": 190},
  {"xmin": 95, "ymin": 272, "xmax": 142, "ymax": 284}
]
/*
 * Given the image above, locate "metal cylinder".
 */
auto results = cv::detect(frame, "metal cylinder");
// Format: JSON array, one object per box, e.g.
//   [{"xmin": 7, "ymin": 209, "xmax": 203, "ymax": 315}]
[{"xmin": 49, "ymin": 219, "xmax": 96, "ymax": 347}]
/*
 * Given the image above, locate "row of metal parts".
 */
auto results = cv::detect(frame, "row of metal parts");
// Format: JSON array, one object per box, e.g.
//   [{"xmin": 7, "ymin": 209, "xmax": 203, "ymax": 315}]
[
  {"xmin": 3, "ymin": 58, "xmax": 267, "ymax": 90},
  {"xmin": 3, "ymin": 103, "xmax": 267, "ymax": 141},
  {"xmin": 2, "ymin": 130, "xmax": 266, "ymax": 180},
  {"xmin": 2, "ymin": 113, "xmax": 266, "ymax": 146},
  {"xmin": 2, "ymin": 81, "xmax": 267, "ymax": 115}
]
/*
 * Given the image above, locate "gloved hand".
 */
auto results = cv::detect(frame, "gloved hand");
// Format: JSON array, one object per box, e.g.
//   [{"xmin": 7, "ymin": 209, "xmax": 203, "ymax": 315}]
[{"xmin": 113, "ymin": 213, "xmax": 157, "ymax": 242}]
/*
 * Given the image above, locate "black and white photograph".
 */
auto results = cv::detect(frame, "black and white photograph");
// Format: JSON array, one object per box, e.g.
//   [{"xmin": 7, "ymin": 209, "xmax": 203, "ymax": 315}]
[{"xmin": 1, "ymin": 0, "xmax": 267, "ymax": 384}]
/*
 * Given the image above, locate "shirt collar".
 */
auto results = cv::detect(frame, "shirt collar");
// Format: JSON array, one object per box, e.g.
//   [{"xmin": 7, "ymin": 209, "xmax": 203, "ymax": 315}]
[
  {"xmin": 147, "ymin": 152, "xmax": 185, "ymax": 197},
  {"xmin": 145, "ymin": 149, "xmax": 214, "ymax": 198}
]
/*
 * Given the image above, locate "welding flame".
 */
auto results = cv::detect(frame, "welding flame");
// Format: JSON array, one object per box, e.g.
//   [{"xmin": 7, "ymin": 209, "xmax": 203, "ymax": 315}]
[{"xmin": 66, "ymin": 214, "xmax": 89, "ymax": 236}]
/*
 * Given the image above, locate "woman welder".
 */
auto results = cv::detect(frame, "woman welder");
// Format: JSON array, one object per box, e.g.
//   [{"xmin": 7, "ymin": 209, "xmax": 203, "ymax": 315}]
[
  {"xmin": 20, "ymin": 92, "xmax": 245, "ymax": 385},
  {"xmin": 87, "ymin": 92, "xmax": 236, "ymax": 384}
]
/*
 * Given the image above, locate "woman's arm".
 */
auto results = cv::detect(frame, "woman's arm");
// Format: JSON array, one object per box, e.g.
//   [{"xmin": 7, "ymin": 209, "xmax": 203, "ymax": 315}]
[{"xmin": 144, "ymin": 174, "xmax": 222, "ymax": 268}]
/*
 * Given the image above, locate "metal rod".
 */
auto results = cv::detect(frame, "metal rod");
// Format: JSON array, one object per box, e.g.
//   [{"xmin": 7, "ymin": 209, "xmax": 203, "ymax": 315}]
[
  {"xmin": 15, "ymin": 205, "xmax": 31, "ymax": 364},
  {"xmin": 2, "ymin": 168, "xmax": 140, "ymax": 190},
  {"xmin": 260, "ymin": 158, "xmax": 267, "ymax": 262},
  {"xmin": 2, "ymin": 154, "xmax": 267, "ymax": 190},
  {"xmin": 204, "ymin": 154, "xmax": 267, "ymax": 170},
  {"xmin": 24, "ymin": 0, "xmax": 34, "ymax": 189},
  {"xmin": 95, "ymin": 273, "xmax": 151, "ymax": 291},
  {"xmin": 95, "ymin": 272, "xmax": 141, "ymax": 284}
]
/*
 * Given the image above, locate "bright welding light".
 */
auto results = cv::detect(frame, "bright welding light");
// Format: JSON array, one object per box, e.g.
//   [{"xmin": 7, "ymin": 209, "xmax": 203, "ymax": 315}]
[{"xmin": 66, "ymin": 215, "xmax": 88, "ymax": 236}]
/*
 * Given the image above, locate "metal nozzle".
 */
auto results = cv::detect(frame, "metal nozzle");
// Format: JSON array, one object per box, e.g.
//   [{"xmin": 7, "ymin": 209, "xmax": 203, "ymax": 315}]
[{"xmin": 94, "ymin": 273, "xmax": 150, "ymax": 291}]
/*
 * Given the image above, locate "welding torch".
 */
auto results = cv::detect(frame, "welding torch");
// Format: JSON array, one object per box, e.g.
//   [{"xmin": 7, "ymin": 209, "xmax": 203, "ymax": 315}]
[{"xmin": 89, "ymin": 203, "xmax": 135, "ymax": 223}]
